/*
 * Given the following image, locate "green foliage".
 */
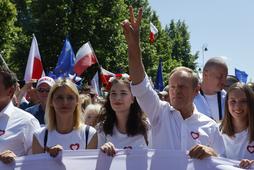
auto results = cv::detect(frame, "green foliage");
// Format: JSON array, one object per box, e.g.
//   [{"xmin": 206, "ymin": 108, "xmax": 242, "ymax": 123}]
[
  {"xmin": 1, "ymin": 0, "xmax": 198, "ymax": 83},
  {"xmin": 165, "ymin": 20, "xmax": 198, "ymax": 70},
  {"xmin": 0, "ymin": 0, "xmax": 21, "ymax": 67}
]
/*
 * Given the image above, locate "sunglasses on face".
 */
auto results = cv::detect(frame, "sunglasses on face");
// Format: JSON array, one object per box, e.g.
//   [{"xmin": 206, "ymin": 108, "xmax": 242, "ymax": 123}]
[{"xmin": 37, "ymin": 88, "xmax": 50, "ymax": 93}]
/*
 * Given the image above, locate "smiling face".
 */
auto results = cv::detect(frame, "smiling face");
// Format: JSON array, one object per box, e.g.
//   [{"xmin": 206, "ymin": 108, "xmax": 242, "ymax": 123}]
[
  {"xmin": 228, "ymin": 88, "xmax": 249, "ymax": 123},
  {"xmin": 109, "ymin": 82, "xmax": 134, "ymax": 115},
  {"xmin": 51, "ymin": 86, "xmax": 78, "ymax": 116}
]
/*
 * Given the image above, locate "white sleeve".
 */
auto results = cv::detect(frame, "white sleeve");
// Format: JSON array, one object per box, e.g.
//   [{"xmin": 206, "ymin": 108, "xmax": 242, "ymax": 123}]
[
  {"xmin": 131, "ymin": 75, "xmax": 168, "ymax": 125},
  {"xmin": 210, "ymin": 124, "xmax": 226, "ymax": 156},
  {"xmin": 23, "ymin": 118, "xmax": 41, "ymax": 155}
]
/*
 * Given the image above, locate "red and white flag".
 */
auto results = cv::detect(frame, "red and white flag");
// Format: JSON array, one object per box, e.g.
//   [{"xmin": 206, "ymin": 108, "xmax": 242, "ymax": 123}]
[
  {"xmin": 24, "ymin": 35, "xmax": 45, "ymax": 82},
  {"xmin": 100, "ymin": 67, "xmax": 115, "ymax": 85},
  {"xmin": 74, "ymin": 42, "xmax": 97, "ymax": 76},
  {"xmin": 150, "ymin": 22, "xmax": 158, "ymax": 43}
]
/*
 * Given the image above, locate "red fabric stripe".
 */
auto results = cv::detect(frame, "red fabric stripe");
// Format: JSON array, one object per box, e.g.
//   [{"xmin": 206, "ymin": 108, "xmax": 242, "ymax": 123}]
[
  {"xmin": 32, "ymin": 57, "xmax": 43, "ymax": 79},
  {"xmin": 150, "ymin": 32, "xmax": 155, "ymax": 43},
  {"xmin": 74, "ymin": 53, "xmax": 97, "ymax": 76}
]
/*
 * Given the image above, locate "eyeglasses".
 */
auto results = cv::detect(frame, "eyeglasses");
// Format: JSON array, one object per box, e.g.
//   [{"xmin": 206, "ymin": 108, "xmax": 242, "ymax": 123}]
[{"xmin": 37, "ymin": 88, "xmax": 50, "ymax": 93}]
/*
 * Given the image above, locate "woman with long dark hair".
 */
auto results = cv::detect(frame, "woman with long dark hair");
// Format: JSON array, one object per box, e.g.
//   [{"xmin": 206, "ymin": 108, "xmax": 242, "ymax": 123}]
[{"xmin": 97, "ymin": 74, "xmax": 150, "ymax": 156}]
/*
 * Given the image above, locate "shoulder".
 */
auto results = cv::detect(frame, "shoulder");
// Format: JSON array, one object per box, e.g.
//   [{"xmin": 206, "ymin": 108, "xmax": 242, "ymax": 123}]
[
  {"xmin": 25, "ymin": 104, "xmax": 40, "ymax": 113},
  {"xmin": 195, "ymin": 110, "xmax": 217, "ymax": 125},
  {"xmin": 80, "ymin": 124, "xmax": 96, "ymax": 135}
]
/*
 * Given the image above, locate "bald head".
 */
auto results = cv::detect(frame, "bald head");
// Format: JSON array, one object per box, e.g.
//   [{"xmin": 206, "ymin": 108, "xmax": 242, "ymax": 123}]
[{"xmin": 203, "ymin": 57, "xmax": 228, "ymax": 73}]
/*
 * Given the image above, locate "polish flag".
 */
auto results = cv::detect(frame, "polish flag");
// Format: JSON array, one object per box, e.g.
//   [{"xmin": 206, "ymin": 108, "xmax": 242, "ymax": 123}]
[
  {"xmin": 24, "ymin": 35, "xmax": 45, "ymax": 82},
  {"xmin": 74, "ymin": 42, "xmax": 97, "ymax": 76},
  {"xmin": 150, "ymin": 22, "xmax": 158, "ymax": 43},
  {"xmin": 100, "ymin": 67, "xmax": 115, "ymax": 85}
]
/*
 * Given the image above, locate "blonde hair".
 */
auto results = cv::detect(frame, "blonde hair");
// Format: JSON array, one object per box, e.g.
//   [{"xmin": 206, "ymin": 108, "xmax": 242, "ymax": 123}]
[
  {"xmin": 82, "ymin": 103, "xmax": 102, "ymax": 122},
  {"xmin": 45, "ymin": 78, "xmax": 82, "ymax": 131},
  {"xmin": 80, "ymin": 94, "xmax": 92, "ymax": 110}
]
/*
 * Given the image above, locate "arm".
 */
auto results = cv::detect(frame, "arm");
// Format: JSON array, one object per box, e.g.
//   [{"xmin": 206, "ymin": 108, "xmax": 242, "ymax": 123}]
[
  {"xmin": 122, "ymin": 6, "xmax": 145, "ymax": 85},
  {"xmin": 32, "ymin": 135, "xmax": 44, "ymax": 154}
]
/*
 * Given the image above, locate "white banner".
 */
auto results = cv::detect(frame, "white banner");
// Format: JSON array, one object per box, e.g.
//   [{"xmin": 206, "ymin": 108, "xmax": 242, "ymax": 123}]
[{"xmin": 0, "ymin": 149, "xmax": 251, "ymax": 170}]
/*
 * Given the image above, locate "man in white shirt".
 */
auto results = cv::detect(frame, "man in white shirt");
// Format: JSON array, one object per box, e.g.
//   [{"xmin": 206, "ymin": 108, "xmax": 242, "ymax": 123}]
[
  {"xmin": 0, "ymin": 66, "xmax": 40, "ymax": 164},
  {"xmin": 194, "ymin": 57, "xmax": 228, "ymax": 122},
  {"xmin": 121, "ymin": 6, "xmax": 224, "ymax": 159}
]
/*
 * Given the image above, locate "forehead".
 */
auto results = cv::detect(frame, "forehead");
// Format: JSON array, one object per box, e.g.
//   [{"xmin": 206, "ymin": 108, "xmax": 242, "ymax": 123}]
[
  {"xmin": 229, "ymin": 88, "xmax": 247, "ymax": 98},
  {"xmin": 207, "ymin": 65, "xmax": 227, "ymax": 75},
  {"xmin": 169, "ymin": 71, "xmax": 192, "ymax": 85},
  {"xmin": 111, "ymin": 82, "xmax": 130, "ymax": 91},
  {"xmin": 54, "ymin": 86, "xmax": 75, "ymax": 95}
]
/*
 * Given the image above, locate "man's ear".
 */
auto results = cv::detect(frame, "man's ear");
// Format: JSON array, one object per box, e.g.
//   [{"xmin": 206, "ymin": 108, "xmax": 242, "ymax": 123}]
[
  {"xmin": 7, "ymin": 85, "xmax": 16, "ymax": 98},
  {"xmin": 194, "ymin": 84, "xmax": 200, "ymax": 96}
]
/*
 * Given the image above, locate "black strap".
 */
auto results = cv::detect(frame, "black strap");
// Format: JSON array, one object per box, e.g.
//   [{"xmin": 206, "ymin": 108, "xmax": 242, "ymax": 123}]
[
  {"xmin": 217, "ymin": 91, "xmax": 222, "ymax": 120},
  {"xmin": 43, "ymin": 129, "xmax": 48, "ymax": 153},
  {"xmin": 85, "ymin": 126, "xmax": 90, "ymax": 149},
  {"xmin": 200, "ymin": 89, "xmax": 223, "ymax": 120}
]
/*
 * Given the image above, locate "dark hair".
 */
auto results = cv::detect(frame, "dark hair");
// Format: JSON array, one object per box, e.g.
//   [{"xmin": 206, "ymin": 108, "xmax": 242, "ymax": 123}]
[
  {"xmin": 220, "ymin": 82, "xmax": 254, "ymax": 143},
  {"xmin": 0, "ymin": 66, "xmax": 17, "ymax": 88},
  {"xmin": 98, "ymin": 78, "xmax": 149, "ymax": 143}
]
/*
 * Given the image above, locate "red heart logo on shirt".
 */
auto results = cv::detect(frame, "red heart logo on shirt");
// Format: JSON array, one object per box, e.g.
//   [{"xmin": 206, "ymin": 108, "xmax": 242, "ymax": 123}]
[
  {"xmin": 247, "ymin": 145, "xmax": 254, "ymax": 153},
  {"xmin": 0, "ymin": 130, "xmax": 5, "ymax": 136},
  {"xmin": 70, "ymin": 143, "xmax": 80, "ymax": 150},
  {"xmin": 191, "ymin": 131, "xmax": 200, "ymax": 140}
]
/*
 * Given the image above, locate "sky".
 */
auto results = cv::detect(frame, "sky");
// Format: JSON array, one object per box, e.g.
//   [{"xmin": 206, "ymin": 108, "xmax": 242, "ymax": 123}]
[{"xmin": 148, "ymin": 0, "xmax": 254, "ymax": 81}]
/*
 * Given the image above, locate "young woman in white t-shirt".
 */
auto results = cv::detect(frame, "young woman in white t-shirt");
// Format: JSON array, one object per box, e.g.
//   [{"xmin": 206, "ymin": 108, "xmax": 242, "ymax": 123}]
[
  {"xmin": 97, "ymin": 74, "xmax": 150, "ymax": 156},
  {"xmin": 32, "ymin": 78, "xmax": 97, "ymax": 157},
  {"xmin": 220, "ymin": 82, "xmax": 254, "ymax": 169}
]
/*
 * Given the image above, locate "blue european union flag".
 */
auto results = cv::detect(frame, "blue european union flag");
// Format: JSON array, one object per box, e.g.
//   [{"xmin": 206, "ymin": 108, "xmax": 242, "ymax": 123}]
[
  {"xmin": 53, "ymin": 38, "xmax": 75, "ymax": 78},
  {"xmin": 235, "ymin": 68, "xmax": 248, "ymax": 83},
  {"xmin": 154, "ymin": 58, "xmax": 164, "ymax": 91}
]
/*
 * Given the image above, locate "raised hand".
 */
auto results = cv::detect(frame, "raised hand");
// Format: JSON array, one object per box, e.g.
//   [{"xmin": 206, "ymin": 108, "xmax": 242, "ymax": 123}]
[{"xmin": 121, "ymin": 6, "xmax": 142, "ymax": 47}]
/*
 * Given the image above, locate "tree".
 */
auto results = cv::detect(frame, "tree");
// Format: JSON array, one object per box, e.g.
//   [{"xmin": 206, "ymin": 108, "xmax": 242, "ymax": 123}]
[
  {"xmin": 165, "ymin": 20, "xmax": 198, "ymax": 70},
  {"xmin": 0, "ymin": 0, "xmax": 21, "ymax": 68}
]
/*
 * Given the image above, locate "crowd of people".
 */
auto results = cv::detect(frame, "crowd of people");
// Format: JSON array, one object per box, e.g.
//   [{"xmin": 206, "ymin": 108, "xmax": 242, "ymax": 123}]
[{"xmin": 0, "ymin": 6, "xmax": 253, "ymax": 169}]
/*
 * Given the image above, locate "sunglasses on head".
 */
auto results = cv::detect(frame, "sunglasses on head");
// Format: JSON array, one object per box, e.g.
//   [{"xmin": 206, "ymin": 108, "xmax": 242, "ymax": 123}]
[{"xmin": 37, "ymin": 88, "xmax": 50, "ymax": 93}]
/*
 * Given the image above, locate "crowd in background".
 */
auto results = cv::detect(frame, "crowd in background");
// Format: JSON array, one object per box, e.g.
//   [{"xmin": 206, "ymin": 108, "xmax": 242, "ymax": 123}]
[{"xmin": 0, "ymin": 6, "xmax": 253, "ymax": 169}]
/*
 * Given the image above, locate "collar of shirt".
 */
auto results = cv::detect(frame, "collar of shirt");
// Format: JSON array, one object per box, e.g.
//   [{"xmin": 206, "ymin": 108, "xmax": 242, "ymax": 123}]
[{"xmin": 0, "ymin": 101, "xmax": 15, "ymax": 118}]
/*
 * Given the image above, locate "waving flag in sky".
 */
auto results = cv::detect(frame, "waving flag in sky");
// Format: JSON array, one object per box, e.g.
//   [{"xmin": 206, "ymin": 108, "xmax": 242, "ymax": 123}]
[
  {"xmin": 74, "ymin": 42, "xmax": 97, "ymax": 76},
  {"xmin": 53, "ymin": 38, "xmax": 75, "ymax": 78},
  {"xmin": 235, "ymin": 68, "xmax": 248, "ymax": 83},
  {"xmin": 150, "ymin": 22, "xmax": 158, "ymax": 43},
  {"xmin": 24, "ymin": 35, "xmax": 45, "ymax": 82}
]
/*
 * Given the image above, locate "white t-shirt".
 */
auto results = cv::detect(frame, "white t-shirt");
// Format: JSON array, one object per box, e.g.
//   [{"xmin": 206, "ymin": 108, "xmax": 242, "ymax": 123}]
[
  {"xmin": 222, "ymin": 130, "xmax": 254, "ymax": 160},
  {"xmin": 0, "ymin": 102, "xmax": 41, "ymax": 156},
  {"xmin": 97, "ymin": 125, "xmax": 150, "ymax": 149},
  {"xmin": 34, "ymin": 124, "xmax": 96, "ymax": 150},
  {"xmin": 194, "ymin": 90, "xmax": 226, "ymax": 122},
  {"xmin": 131, "ymin": 75, "xmax": 225, "ymax": 154}
]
